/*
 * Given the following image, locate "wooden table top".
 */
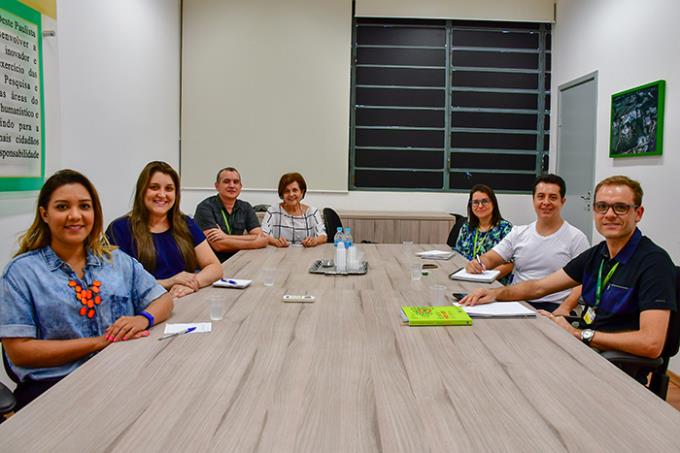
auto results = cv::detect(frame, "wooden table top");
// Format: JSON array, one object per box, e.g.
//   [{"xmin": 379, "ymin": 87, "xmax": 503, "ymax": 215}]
[{"xmin": 2, "ymin": 244, "xmax": 680, "ymax": 452}]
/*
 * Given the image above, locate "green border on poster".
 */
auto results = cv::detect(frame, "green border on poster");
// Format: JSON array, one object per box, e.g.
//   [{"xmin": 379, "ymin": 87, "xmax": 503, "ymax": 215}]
[
  {"xmin": 609, "ymin": 79, "xmax": 665, "ymax": 159},
  {"xmin": 0, "ymin": 0, "xmax": 44, "ymax": 191}
]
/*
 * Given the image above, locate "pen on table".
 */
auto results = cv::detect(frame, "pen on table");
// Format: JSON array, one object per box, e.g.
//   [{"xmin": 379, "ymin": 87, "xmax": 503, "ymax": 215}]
[
  {"xmin": 225, "ymin": 279, "xmax": 238, "ymax": 285},
  {"xmin": 158, "ymin": 326, "xmax": 197, "ymax": 341}
]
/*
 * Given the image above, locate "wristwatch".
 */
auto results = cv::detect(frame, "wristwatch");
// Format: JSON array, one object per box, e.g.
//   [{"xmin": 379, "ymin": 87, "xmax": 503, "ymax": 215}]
[{"xmin": 580, "ymin": 329, "xmax": 595, "ymax": 345}]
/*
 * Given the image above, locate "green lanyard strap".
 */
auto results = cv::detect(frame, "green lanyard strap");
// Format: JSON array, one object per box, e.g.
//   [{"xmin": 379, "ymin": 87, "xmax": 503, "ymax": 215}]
[
  {"xmin": 595, "ymin": 259, "xmax": 619, "ymax": 308},
  {"xmin": 472, "ymin": 228, "xmax": 484, "ymax": 257},
  {"xmin": 220, "ymin": 209, "xmax": 232, "ymax": 235}
]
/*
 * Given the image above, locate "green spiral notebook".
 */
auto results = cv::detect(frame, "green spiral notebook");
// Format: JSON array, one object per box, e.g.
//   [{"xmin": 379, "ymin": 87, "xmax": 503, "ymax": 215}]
[{"xmin": 401, "ymin": 306, "xmax": 473, "ymax": 326}]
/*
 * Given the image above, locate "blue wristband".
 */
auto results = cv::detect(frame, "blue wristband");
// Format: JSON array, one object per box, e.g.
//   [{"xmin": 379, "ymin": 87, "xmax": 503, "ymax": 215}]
[{"xmin": 140, "ymin": 311, "xmax": 155, "ymax": 328}]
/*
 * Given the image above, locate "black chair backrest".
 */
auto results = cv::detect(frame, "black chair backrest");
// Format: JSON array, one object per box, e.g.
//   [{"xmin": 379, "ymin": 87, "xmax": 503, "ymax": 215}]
[
  {"xmin": 2, "ymin": 348, "xmax": 20, "ymax": 384},
  {"xmin": 661, "ymin": 266, "xmax": 680, "ymax": 358},
  {"xmin": 323, "ymin": 208, "xmax": 343, "ymax": 244},
  {"xmin": 446, "ymin": 214, "xmax": 467, "ymax": 248}
]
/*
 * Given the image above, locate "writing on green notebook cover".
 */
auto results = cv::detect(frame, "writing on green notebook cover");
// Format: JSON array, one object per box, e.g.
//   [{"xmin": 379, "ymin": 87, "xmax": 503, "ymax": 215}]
[{"xmin": 401, "ymin": 306, "xmax": 472, "ymax": 326}]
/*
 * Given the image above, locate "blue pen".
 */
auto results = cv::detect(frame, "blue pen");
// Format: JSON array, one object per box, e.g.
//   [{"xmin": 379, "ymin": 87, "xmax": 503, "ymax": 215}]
[
  {"xmin": 227, "ymin": 279, "xmax": 237, "ymax": 285},
  {"xmin": 158, "ymin": 326, "xmax": 197, "ymax": 341}
]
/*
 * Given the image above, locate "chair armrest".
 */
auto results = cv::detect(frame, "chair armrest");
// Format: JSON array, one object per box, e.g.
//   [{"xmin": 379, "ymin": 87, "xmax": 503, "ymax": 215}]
[
  {"xmin": 600, "ymin": 350, "xmax": 663, "ymax": 368},
  {"xmin": 0, "ymin": 381, "xmax": 15, "ymax": 414}
]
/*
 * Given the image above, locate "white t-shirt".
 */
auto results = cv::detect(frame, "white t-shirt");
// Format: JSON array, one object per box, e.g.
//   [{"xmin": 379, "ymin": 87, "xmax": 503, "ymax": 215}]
[{"xmin": 492, "ymin": 220, "xmax": 590, "ymax": 304}]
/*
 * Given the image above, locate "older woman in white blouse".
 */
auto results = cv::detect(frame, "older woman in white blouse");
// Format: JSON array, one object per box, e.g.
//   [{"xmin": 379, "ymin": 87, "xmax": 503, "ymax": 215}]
[{"xmin": 261, "ymin": 172, "xmax": 327, "ymax": 247}]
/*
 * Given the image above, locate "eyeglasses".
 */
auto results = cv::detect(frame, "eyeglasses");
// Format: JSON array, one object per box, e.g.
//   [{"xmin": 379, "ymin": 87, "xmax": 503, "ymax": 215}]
[
  {"xmin": 471, "ymin": 199, "xmax": 491, "ymax": 207},
  {"xmin": 592, "ymin": 201, "xmax": 639, "ymax": 215}
]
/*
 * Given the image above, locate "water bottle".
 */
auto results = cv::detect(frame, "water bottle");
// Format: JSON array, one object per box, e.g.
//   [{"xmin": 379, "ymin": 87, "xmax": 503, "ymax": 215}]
[
  {"xmin": 335, "ymin": 241, "xmax": 347, "ymax": 272},
  {"xmin": 333, "ymin": 227, "xmax": 344, "ymax": 248},
  {"xmin": 343, "ymin": 227, "xmax": 353, "ymax": 248}
]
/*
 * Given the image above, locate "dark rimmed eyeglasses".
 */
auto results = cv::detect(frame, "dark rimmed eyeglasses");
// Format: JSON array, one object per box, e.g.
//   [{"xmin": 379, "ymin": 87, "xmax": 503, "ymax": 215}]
[
  {"xmin": 592, "ymin": 201, "xmax": 639, "ymax": 215},
  {"xmin": 471, "ymin": 199, "xmax": 491, "ymax": 207}
]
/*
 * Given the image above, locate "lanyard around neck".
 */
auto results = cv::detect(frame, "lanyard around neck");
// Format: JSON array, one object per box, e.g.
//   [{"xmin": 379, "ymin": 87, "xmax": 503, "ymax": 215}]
[
  {"xmin": 220, "ymin": 208, "xmax": 232, "ymax": 235},
  {"xmin": 595, "ymin": 259, "xmax": 619, "ymax": 308},
  {"xmin": 472, "ymin": 228, "xmax": 485, "ymax": 257}
]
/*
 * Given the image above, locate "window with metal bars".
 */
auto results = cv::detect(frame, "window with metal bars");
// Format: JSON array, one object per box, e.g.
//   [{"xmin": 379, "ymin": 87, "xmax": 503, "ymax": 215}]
[{"xmin": 350, "ymin": 18, "xmax": 551, "ymax": 192}]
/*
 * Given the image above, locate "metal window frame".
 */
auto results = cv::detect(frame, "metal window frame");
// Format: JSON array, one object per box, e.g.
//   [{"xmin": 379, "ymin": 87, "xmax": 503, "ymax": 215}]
[{"xmin": 350, "ymin": 19, "xmax": 551, "ymax": 193}]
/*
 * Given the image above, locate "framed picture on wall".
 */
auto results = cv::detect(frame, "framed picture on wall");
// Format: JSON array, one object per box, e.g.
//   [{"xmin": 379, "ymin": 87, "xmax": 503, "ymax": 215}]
[{"xmin": 609, "ymin": 80, "xmax": 665, "ymax": 158}]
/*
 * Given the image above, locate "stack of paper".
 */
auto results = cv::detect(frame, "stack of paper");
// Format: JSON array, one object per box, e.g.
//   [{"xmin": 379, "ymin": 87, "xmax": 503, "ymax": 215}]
[
  {"xmin": 453, "ymin": 302, "xmax": 536, "ymax": 318},
  {"xmin": 449, "ymin": 268, "xmax": 500, "ymax": 283},
  {"xmin": 415, "ymin": 250, "xmax": 456, "ymax": 260}
]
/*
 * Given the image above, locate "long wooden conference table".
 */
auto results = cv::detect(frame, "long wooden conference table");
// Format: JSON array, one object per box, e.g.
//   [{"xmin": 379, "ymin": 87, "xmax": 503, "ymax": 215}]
[{"xmin": 2, "ymin": 244, "xmax": 680, "ymax": 452}]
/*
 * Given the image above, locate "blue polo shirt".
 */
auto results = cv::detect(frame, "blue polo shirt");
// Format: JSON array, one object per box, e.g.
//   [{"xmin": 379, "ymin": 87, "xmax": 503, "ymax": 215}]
[
  {"xmin": 563, "ymin": 228, "xmax": 676, "ymax": 332},
  {"xmin": 0, "ymin": 247, "xmax": 166, "ymax": 382}
]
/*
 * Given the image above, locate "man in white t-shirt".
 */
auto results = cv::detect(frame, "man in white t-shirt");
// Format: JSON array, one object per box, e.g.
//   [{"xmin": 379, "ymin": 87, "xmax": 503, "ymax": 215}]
[{"xmin": 466, "ymin": 174, "xmax": 590, "ymax": 312}]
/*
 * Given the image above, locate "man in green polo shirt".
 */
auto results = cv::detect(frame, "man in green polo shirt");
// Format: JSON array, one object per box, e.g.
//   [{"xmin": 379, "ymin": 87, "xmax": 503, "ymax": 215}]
[{"xmin": 194, "ymin": 167, "xmax": 268, "ymax": 262}]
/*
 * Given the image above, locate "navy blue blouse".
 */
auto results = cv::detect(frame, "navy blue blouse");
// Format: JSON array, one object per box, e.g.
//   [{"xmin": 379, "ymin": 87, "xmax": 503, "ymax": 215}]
[{"xmin": 106, "ymin": 216, "xmax": 205, "ymax": 280}]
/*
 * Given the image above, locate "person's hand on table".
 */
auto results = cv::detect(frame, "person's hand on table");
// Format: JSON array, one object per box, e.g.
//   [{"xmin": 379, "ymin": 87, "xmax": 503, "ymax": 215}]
[
  {"xmin": 170, "ymin": 271, "xmax": 199, "ymax": 291},
  {"xmin": 169, "ymin": 283, "xmax": 196, "ymax": 298},
  {"xmin": 542, "ymin": 312, "xmax": 579, "ymax": 336},
  {"xmin": 301, "ymin": 236, "xmax": 316, "ymax": 247},
  {"xmin": 205, "ymin": 227, "xmax": 227, "ymax": 244},
  {"xmin": 465, "ymin": 259, "xmax": 485, "ymax": 274},
  {"xmin": 272, "ymin": 237, "xmax": 289, "ymax": 248},
  {"xmin": 105, "ymin": 315, "xmax": 152, "ymax": 342},
  {"xmin": 459, "ymin": 288, "xmax": 495, "ymax": 306}
]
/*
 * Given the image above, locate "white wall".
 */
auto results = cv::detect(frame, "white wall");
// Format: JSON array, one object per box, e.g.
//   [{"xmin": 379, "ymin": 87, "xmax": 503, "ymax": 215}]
[
  {"xmin": 553, "ymin": 0, "xmax": 680, "ymax": 373},
  {"xmin": 0, "ymin": 1, "xmax": 181, "ymax": 389},
  {"xmin": 58, "ymin": 0, "xmax": 181, "ymax": 224},
  {"xmin": 0, "ymin": 0, "xmax": 181, "ymax": 270}
]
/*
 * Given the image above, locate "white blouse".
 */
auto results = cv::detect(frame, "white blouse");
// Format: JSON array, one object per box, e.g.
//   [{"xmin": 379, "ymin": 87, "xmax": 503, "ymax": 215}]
[{"xmin": 261, "ymin": 204, "xmax": 327, "ymax": 244}]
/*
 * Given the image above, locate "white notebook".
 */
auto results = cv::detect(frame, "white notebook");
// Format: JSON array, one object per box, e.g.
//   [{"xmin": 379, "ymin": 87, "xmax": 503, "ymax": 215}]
[
  {"xmin": 449, "ymin": 268, "xmax": 500, "ymax": 283},
  {"xmin": 415, "ymin": 250, "xmax": 456, "ymax": 260},
  {"xmin": 212, "ymin": 278, "xmax": 252, "ymax": 289},
  {"xmin": 454, "ymin": 302, "xmax": 536, "ymax": 318}
]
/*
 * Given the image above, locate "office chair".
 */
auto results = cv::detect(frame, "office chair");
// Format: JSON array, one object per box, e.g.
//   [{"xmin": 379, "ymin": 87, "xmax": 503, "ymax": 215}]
[
  {"xmin": 0, "ymin": 380, "xmax": 15, "ymax": 422},
  {"xmin": 446, "ymin": 214, "xmax": 467, "ymax": 248},
  {"xmin": 600, "ymin": 266, "xmax": 680, "ymax": 400},
  {"xmin": 1, "ymin": 349, "xmax": 17, "ymax": 421},
  {"xmin": 252, "ymin": 204, "xmax": 270, "ymax": 213},
  {"xmin": 323, "ymin": 208, "xmax": 343, "ymax": 244}
]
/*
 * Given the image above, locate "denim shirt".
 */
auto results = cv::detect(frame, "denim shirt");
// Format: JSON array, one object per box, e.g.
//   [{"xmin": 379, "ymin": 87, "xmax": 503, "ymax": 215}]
[{"xmin": 0, "ymin": 246, "xmax": 166, "ymax": 382}]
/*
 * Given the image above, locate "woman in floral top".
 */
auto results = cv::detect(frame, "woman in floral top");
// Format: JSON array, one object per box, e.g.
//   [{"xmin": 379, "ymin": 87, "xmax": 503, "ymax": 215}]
[{"xmin": 454, "ymin": 184, "xmax": 514, "ymax": 284}]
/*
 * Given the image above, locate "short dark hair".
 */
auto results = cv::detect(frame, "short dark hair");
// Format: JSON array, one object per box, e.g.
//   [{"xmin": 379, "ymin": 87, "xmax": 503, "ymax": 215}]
[
  {"xmin": 466, "ymin": 184, "xmax": 503, "ymax": 228},
  {"xmin": 215, "ymin": 167, "xmax": 241, "ymax": 183},
  {"xmin": 532, "ymin": 174, "xmax": 566, "ymax": 198},
  {"xmin": 277, "ymin": 172, "xmax": 307, "ymax": 199}
]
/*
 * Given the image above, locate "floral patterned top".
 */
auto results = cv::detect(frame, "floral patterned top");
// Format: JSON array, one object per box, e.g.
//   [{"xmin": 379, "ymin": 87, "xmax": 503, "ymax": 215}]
[{"xmin": 454, "ymin": 219, "xmax": 513, "ymax": 285}]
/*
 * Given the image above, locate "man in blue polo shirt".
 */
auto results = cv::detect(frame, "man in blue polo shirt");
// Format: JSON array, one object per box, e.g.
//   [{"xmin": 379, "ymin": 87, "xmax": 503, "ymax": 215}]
[{"xmin": 461, "ymin": 175, "xmax": 676, "ymax": 361}]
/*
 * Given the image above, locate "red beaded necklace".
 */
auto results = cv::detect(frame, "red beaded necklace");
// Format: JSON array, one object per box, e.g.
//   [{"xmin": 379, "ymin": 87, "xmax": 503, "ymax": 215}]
[{"xmin": 68, "ymin": 279, "xmax": 102, "ymax": 319}]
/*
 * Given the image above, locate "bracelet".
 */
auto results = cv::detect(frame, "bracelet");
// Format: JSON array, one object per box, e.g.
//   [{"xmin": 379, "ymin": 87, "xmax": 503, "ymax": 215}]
[{"xmin": 140, "ymin": 311, "xmax": 155, "ymax": 329}]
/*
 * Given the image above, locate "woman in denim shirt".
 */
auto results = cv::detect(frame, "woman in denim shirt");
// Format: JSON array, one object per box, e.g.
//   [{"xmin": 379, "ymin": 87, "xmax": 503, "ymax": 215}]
[
  {"xmin": 0, "ymin": 170, "xmax": 173, "ymax": 411},
  {"xmin": 454, "ymin": 184, "xmax": 514, "ymax": 284}
]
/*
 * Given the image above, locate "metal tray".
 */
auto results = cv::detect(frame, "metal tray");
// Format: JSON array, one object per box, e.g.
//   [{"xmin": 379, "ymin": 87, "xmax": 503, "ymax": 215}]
[{"xmin": 308, "ymin": 259, "xmax": 368, "ymax": 275}]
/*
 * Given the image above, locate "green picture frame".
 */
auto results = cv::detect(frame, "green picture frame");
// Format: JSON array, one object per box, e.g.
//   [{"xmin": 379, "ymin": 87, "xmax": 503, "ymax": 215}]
[
  {"xmin": 609, "ymin": 80, "xmax": 665, "ymax": 158},
  {"xmin": 0, "ymin": 0, "xmax": 44, "ymax": 192},
  {"xmin": 609, "ymin": 80, "xmax": 666, "ymax": 158}
]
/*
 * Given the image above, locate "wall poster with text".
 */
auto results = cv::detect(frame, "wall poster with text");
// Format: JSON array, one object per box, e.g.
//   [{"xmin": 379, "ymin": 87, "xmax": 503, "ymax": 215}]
[{"xmin": 0, "ymin": 0, "xmax": 43, "ymax": 192}]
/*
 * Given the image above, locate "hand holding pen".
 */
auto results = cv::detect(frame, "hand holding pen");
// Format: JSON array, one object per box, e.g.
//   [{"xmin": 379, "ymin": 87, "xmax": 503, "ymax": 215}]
[{"xmin": 465, "ymin": 254, "xmax": 487, "ymax": 274}]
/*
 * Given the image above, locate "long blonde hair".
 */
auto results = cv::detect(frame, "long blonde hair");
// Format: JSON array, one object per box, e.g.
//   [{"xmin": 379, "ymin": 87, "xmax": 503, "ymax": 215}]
[
  {"xmin": 17, "ymin": 169, "xmax": 114, "ymax": 258},
  {"xmin": 128, "ymin": 161, "xmax": 197, "ymax": 273}
]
